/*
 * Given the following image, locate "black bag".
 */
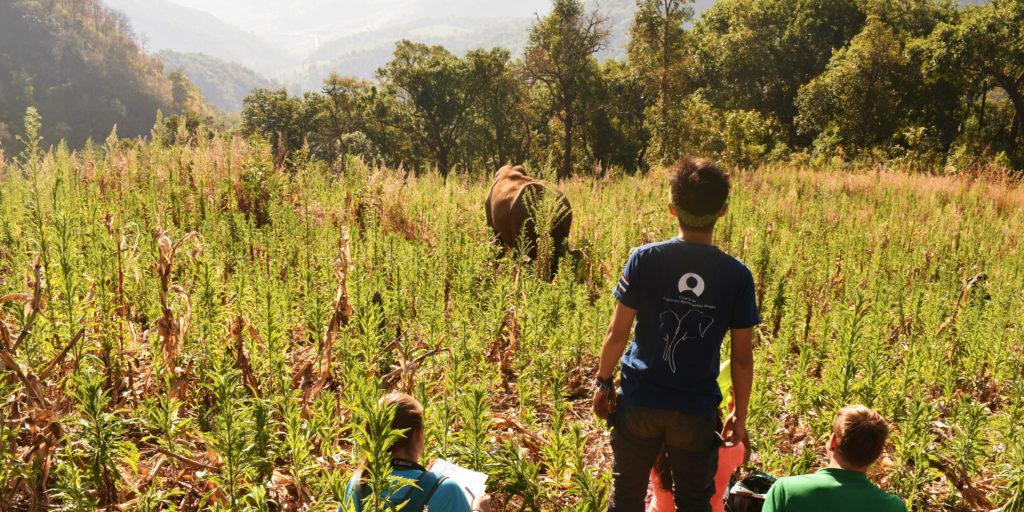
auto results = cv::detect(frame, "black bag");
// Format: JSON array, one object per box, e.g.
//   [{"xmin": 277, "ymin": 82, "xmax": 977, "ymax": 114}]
[{"xmin": 725, "ymin": 471, "xmax": 777, "ymax": 512}]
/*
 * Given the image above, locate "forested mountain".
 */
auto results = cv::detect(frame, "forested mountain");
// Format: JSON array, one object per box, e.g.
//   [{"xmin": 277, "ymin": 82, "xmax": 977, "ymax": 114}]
[
  {"xmin": 281, "ymin": 17, "xmax": 538, "ymax": 90},
  {"xmin": 240, "ymin": 0, "xmax": 1022, "ymax": 175},
  {"xmin": 282, "ymin": 0, "xmax": 716, "ymax": 88},
  {"xmin": 158, "ymin": 51, "xmax": 275, "ymax": 112},
  {"xmin": 0, "ymin": 0, "xmax": 182, "ymax": 150},
  {"xmin": 162, "ymin": 0, "xmax": 553, "ymax": 55},
  {"xmin": 105, "ymin": 0, "xmax": 715, "ymax": 91},
  {"xmin": 103, "ymin": 0, "xmax": 293, "ymax": 77}
]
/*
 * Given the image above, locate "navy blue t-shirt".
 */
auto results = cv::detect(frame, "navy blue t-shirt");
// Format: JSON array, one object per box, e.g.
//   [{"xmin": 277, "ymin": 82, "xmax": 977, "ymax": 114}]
[{"xmin": 613, "ymin": 238, "xmax": 760, "ymax": 418}]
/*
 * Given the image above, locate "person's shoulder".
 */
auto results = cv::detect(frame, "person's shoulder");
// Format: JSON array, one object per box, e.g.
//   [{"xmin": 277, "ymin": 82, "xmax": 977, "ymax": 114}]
[
  {"xmin": 769, "ymin": 471, "xmax": 832, "ymax": 496},
  {"xmin": 624, "ymin": 240, "xmax": 676, "ymax": 267},
  {"xmin": 633, "ymin": 239, "xmax": 676, "ymax": 256},
  {"xmin": 434, "ymin": 475, "xmax": 464, "ymax": 493},
  {"xmin": 427, "ymin": 476, "xmax": 472, "ymax": 511},
  {"xmin": 773, "ymin": 472, "xmax": 822, "ymax": 487},
  {"xmin": 870, "ymin": 485, "xmax": 907, "ymax": 511},
  {"xmin": 713, "ymin": 248, "xmax": 754, "ymax": 274}
]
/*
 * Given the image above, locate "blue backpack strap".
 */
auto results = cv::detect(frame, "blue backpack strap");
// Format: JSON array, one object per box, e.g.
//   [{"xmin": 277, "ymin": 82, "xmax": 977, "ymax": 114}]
[
  {"xmin": 392, "ymin": 471, "xmax": 447, "ymax": 512},
  {"xmin": 344, "ymin": 473, "xmax": 365, "ymax": 512}
]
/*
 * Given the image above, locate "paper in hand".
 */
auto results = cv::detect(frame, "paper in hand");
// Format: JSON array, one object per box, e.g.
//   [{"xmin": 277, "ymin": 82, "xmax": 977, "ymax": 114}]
[{"xmin": 429, "ymin": 459, "xmax": 488, "ymax": 505}]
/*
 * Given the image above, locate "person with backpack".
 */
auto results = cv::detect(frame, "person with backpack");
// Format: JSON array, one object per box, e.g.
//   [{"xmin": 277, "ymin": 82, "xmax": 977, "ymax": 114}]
[
  {"xmin": 592, "ymin": 156, "xmax": 759, "ymax": 512},
  {"xmin": 343, "ymin": 392, "xmax": 492, "ymax": 512}
]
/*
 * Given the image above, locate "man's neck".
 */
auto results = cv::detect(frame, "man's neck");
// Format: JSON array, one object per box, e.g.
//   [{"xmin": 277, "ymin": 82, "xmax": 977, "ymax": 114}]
[
  {"xmin": 678, "ymin": 228, "xmax": 714, "ymax": 245},
  {"xmin": 827, "ymin": 455, "xmax": 868, "ymax": 474}
]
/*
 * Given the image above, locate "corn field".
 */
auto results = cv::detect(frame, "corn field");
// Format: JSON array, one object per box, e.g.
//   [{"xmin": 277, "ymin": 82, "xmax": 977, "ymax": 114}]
[{"xmin": 0, "ymin": 133, "xmax": 1022, "ymax": 511}]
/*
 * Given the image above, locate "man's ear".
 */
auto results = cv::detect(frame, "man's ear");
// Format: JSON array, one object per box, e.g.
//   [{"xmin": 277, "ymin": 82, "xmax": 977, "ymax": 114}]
[
  {"xmin": 668, "ymin": 203, "xmax": 678, "ymax": 218},
  {"xmin": 719, "ymin": 204, "xmax": 729, "ymax": 218}
]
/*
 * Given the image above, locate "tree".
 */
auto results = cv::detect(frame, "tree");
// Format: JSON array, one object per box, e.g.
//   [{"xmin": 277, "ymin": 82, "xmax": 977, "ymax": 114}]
[
  {"xmin": 795, "ymin": 17, "xmax": 913, "ymax": 150},
  {"xmin": 924, "ymin": 0, "xmax": 1024, "ymax": 157},
  {"xmin": 461, "ymin": 48, "xmax": 533, "ymax": 172},
  {"xmin": 378, "ymin": 40, "xmax": 484, "ymax": 177},
  {"xmin": 524, "ymin": 0, "xmax": 609, "ymax": 178},
  {"xmin": 240, "ymin": 88, "xmax": 317, "ymax": 166},
  {"xmin": 584, "ymin": 60, "xmax": 651, "ymax": 174},
  {"xmin": 317, "ymin": 73, "xmax": 371, "ymax": 173},
  {"xmin": 627, "ymin": 0, "xmax": 694, "ymax": 164},
  {"xmin": 692, "ymin": 0, "xmax": 865, "ymax": 142}
]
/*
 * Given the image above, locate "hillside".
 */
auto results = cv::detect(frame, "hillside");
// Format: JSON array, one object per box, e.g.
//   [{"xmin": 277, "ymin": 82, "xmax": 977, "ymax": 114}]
[
  {"xmin": 0, "ymin": 0, "xmax": 177, "ymax": 149},
  {"xmin": 103, "ymin": 0, "xmax": 294, "ymax": 77},
  {"xmin": 282, "ymin": 16, "xmax": 538, "ymax": 89},
  {"xmin": 158, "ymin": 51, "xmax": 275, "ymax": 112},
  {"xmin": 283, "ymin": 0, "xmax": 718, "ymax": 87},
  {"xmin": 163, "ymin": 0, "xmax": 553, "ymax": 55}
]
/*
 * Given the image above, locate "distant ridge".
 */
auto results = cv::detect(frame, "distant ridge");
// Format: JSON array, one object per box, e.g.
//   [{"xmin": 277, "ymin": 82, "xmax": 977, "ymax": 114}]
[
  {"xmin": 103, "ymin": 0, "xmax": 292, "ymax": 77},
  {"xmin": 0, "ymin": 0, "xmax": 182, "ymax": 148},
  {"xmin": 158, "ymin": 51, "xmax": 275, "ymax": 113}
]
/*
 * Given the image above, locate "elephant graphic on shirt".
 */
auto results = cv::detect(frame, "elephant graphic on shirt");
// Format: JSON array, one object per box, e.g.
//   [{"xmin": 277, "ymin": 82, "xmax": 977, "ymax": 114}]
[{"xmin": 660, "ymin": 309, "xmax": 715, "ymax": 373}]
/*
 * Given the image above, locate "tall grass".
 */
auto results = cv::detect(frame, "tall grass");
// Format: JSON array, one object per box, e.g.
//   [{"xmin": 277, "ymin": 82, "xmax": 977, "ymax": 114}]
[{"xmin": 0, "ymin": 132, "xmax": 1021, "ymax": 510}]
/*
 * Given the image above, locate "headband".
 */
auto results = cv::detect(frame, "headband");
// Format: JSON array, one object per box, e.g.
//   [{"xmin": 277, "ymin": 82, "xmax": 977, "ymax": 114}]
[{"xmin": 675, "ymin": 207, "xmax": 724, "ymax": 227}]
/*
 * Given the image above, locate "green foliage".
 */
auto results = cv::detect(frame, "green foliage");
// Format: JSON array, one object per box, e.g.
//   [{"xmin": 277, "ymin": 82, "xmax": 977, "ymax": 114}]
[
  {"xmin": 796, "ymin": 17, "xmax": 913, "ymax": 151},
  {"xmin": 692, "ymin": 0, "xmax": 866, "ymax": 140},
  {"xmin": 349, "ymin": 385, "xmax": 418, "ymax": 512},
  {"xmin": 920, "ymin": 0, "xmax": 1024, "ymax": 168},
  {"xmin": 65, "ymin": 371, "xmax": 136, "ymax": 506},
  {"xmin": 525, "ymin": 0, "xmax": 610, "ymax": 177},
  {"xmin": 158, "ymin": 50, "xmax": 276, "ymax": 113},
  {"xmin": 16, "ymin": 106, "xmax": 43, "ymax": 170},
  {"xmin": 0, "ymin": 0, "xmax": 180, "ymax": 148},
  {"xmin": 627, "ymin": 0, "xmax": 695, "ymax": 165},
  {"xmin": 141, "ymin": 391, "xmax": 193, "ymax": 456},
  {"xmin": 202, "ymin": 361, "xmax": 260, "ymax": 509},
  {"xmin": 378, "ymin": 41, "xmax": 488, "ymax": 176},
  {"xmin": 2, "ymin": 97, "xmax": 1024, "ymax": 509}
]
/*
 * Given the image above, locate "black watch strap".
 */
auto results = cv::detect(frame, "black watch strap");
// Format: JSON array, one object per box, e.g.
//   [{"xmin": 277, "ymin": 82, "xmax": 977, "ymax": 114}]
[{"xmin": 594, "ymin": 376, "xmax": 615, "ymax": 392}]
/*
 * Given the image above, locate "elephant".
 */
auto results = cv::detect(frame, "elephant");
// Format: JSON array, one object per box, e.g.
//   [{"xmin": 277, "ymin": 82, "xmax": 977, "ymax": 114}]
[
  {"xmin": 485, "ymin": 165, "xmax": 573, "ymax": 276},
  {"xmin": 659, "ymin": 309, "xmax": 715, "ymax": 374}
]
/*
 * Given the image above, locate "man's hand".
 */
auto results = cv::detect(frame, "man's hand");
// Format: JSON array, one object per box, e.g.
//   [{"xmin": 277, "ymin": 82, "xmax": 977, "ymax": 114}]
[
  {"xmin": 472, "ymin": 493, "xmax": 492, "ymax": 512},
  {"xmin": 722, "ymin": 411, "xmax": 746, "ymax": 447},
  {"xmin": 592, "ymin": 386, "xmax": 616, "ymax": 420}
]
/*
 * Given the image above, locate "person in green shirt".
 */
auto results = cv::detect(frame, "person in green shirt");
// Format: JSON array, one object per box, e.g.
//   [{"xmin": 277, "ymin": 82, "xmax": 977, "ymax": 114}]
[{"xmin": 762, "ymin": 405, "xmax": 906, "ymax": 512}]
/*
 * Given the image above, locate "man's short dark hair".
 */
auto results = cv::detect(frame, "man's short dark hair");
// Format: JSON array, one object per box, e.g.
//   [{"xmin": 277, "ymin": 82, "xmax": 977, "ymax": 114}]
[
  {"xmin": 668, "ymin": 156, "xmax": 730, "ymax": 233},
  {"xmin": 833, "ymin": 405, "xmax": 889, "ymax": 468}
]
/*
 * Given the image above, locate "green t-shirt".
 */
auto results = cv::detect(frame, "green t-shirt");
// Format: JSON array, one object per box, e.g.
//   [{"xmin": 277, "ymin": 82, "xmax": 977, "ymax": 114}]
[{"xmin": 762, "ymin": 467, "xmax": 906, "ymax": 512}]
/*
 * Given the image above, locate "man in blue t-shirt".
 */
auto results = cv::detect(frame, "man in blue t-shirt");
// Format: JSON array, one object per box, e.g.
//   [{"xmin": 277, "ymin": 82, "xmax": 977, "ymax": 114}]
[{"xmin": 593, "ymin": 156, "xmax": 760, "ymax": 512}]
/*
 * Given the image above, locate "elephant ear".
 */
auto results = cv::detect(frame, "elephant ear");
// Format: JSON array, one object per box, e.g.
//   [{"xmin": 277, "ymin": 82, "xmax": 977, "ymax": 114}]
[{"xmin": 697, "ymin": 314, "xmax": 715, "ymax": 338}]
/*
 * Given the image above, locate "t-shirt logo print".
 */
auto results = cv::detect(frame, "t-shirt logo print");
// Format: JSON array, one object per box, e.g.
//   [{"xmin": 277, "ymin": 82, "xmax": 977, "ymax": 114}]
[
  {"xmin": 660, "ymin": 272, "xmax": 713, "ymax": 373},
  {"xmin": 660, "ymin": 310, "xmax": 715, "ymax": 373},
  {"xmin": 678, "ymin": 272, "xmax": 706, "ymax": 296}
]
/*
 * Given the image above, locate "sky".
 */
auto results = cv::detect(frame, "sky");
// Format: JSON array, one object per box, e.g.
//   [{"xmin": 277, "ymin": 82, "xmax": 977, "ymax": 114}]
[{"xmin": 164, "ymin": 0, "xmax": 554, "ymax": 41}]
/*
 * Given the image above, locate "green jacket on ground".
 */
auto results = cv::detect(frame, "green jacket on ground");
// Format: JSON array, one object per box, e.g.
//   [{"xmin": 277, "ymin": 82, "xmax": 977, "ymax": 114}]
[{"xmin": 762, "ymin": 467, "xmax": 906, "ymax": 512}]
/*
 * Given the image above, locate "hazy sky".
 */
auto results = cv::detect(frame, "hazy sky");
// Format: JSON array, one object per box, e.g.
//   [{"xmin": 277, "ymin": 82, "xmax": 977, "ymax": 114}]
[{"xmin": 165, "ymin": 0, "xmax": 554, "ymax": 39}]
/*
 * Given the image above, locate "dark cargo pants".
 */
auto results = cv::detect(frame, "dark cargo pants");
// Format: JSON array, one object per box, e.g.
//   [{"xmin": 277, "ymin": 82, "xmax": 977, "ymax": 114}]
[{"xmin": 607, "ymin": 399, "xmax": 720, "ymax": 512}]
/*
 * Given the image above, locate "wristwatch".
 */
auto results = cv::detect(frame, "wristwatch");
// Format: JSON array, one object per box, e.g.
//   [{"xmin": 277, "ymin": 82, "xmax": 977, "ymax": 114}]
[{"xmin": 593, "ymin": 375, "xmax": 615, "ymax": 393}]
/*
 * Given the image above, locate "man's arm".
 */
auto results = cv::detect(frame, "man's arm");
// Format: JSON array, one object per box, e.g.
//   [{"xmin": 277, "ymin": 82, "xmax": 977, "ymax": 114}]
[
  {"xmin": 592, "ymin": 302, "xmax": 637, "ymax": 419},
  {"xmin": 723, "ymin": 327, "xmax": 753, "ymax": 445}
]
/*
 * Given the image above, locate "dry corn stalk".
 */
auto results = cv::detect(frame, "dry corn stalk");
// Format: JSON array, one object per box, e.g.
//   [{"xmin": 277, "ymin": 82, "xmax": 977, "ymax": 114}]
[
  {"xmin": 317, "ymin": 226, "xmax": 354, "ymax": 387},
  {"xmin": 226, "ymin": 315, "xmax": 264, "ymax": 397},
  {"xmin": 154, "ymin": 231, "xmax": 198, "ymax": 378},
  {"xmin": 0, "ymin": 257, "xmax": 59, "ymax": 509}
]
